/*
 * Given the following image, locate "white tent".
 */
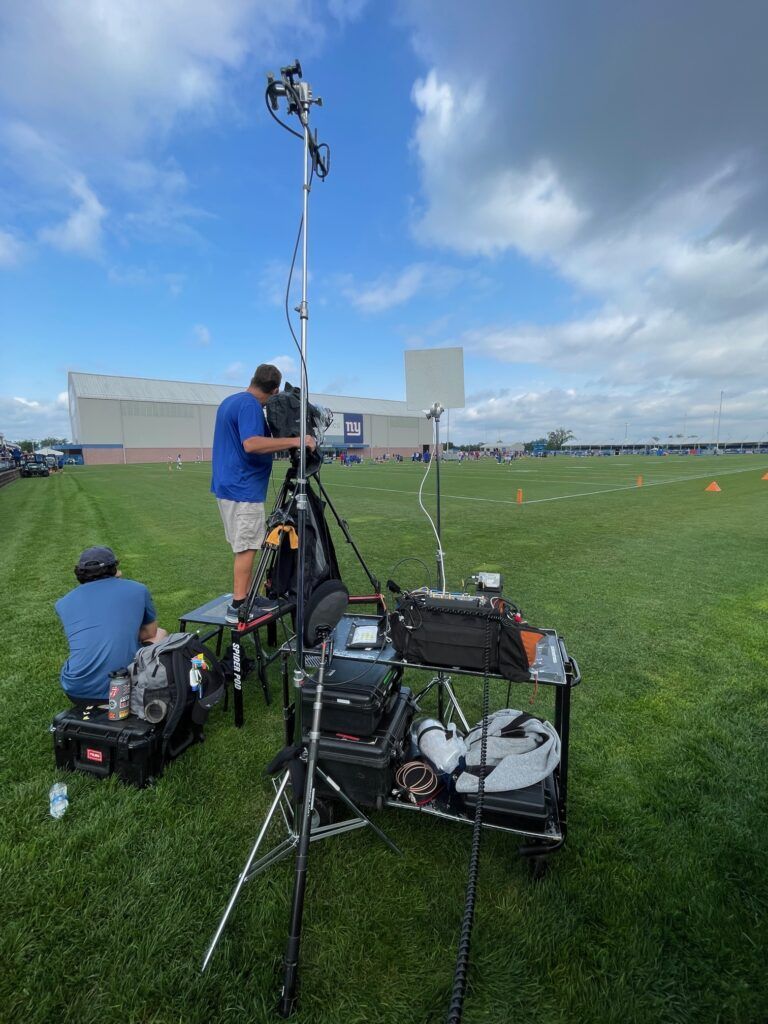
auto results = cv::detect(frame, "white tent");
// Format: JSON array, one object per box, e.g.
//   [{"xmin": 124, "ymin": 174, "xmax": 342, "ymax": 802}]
[{"xmin": 36, "ymin": 447, "xmax": 64, "ymax": 456}]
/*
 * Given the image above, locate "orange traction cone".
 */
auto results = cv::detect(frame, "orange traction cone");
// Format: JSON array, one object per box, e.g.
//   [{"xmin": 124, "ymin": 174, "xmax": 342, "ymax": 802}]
[
  {"xmin": 762, "ymin": 472, "xmax": 768, "ymax": 480},
  {"xmin": 705, "ymin": 481, "xmax": 721, "ymax": 492},
  {"xmin": 636, "ymin": 475, "xmax": 643, "ymax": 486},
  {"xmin": 516, "ymin": 488, "xmax": 523, "ymax": 504}
]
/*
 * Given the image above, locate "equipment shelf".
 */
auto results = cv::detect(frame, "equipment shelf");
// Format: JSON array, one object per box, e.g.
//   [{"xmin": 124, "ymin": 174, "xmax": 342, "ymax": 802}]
[{"xmin": 279, "ymin": 611, "xmax": 581, "ymax": 863}]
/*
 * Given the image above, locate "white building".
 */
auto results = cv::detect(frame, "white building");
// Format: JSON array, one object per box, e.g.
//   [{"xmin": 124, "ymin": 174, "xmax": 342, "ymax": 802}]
[{"xmin": 67, "ymin": 371, "xmax": 434, "ymax": 464}]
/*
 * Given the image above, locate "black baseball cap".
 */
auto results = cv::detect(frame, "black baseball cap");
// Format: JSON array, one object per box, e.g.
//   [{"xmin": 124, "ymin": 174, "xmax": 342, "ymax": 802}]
[{"xmin": 77, "ymin": 546, "xmax": 119, "ymax": 571}]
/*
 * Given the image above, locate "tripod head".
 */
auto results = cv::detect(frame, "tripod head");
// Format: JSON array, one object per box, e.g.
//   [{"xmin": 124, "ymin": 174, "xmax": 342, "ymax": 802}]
[
  {"xmin": 267, "ymin": 61, "xmax": 322, "ymax": 116},
  {"xmin": 266, "ymin": 62, "xmax": 329, "ymax": 177}
]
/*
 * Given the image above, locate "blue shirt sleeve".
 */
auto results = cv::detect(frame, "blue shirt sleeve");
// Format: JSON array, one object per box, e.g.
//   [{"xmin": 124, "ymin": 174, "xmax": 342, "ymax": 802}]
[
  {"xmin": 142, "ymin": 586, "xmax": 157, "ymax": 625},
  {"xmin": 237, "ymin": 399, "xmax": 266, "ymax": 446}
]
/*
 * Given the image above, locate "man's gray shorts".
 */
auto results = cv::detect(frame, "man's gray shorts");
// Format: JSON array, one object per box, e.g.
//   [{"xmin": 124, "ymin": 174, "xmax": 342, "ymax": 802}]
[{"xmin": 217, "ymin": 499, "xmax": 266, "ymax": 554}]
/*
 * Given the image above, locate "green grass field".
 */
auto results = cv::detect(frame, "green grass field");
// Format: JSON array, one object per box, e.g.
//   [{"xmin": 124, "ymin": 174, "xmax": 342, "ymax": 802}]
[{"xmin": 1, "ymin": 455, "xmax": 766, "ymax": 1024}]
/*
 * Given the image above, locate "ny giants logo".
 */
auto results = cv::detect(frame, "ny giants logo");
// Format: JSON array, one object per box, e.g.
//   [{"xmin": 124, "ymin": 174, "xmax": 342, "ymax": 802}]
[{"xmin": 345, "ymin": 420, "xmax": 361, "ymax": 436}]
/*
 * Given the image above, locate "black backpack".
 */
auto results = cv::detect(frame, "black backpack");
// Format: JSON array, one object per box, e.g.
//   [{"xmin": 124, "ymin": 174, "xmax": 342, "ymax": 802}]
[{"xmin": 128, "ymin": 633, "xmax": 226, "ymax": 758}]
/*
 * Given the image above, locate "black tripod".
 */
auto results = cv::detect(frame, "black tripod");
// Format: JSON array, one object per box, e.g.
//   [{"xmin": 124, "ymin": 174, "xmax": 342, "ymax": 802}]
[{"xmin": 241, "ymin": 456, "xmax": 381, "ymax": 623}]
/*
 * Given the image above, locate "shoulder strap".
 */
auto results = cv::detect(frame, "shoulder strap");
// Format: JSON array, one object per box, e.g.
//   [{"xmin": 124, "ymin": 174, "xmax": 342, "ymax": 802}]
[{"xmin": 498, "ymin": 712, "xmax": 539, "ymax": 736}]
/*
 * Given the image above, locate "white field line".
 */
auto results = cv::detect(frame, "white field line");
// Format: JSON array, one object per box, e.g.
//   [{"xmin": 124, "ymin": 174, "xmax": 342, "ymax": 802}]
[{"xmin": 328, "ymin": 465, "xmax": 760, "ymax": 508}]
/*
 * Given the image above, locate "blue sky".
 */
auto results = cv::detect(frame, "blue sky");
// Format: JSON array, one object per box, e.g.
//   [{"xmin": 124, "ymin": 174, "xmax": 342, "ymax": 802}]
[{"xmin": 1, "ymin": 1, "xmax": 767, "ymax": 445}]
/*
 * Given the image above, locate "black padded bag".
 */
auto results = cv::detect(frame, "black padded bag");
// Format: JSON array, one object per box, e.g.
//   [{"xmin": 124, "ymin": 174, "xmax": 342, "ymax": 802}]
[{"xmin": 389, "ymin": 593, "xmax": 530, "ymax": 682}]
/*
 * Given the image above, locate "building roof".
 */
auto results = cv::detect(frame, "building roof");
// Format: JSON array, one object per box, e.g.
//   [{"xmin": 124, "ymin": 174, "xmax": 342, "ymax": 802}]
[
  {"xmin": 68, "ymin": 372, "xmax": 238, "ymax": 405},
  {"xmin": 68, "ymin": 372, "xmax": 419, "ymax": 416}
]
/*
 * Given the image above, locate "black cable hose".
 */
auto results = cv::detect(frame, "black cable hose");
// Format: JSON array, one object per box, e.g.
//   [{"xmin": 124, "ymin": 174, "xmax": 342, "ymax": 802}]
[{"xmin": 445, "ymin": 620, "xmax": 492, "ymax": 1024}]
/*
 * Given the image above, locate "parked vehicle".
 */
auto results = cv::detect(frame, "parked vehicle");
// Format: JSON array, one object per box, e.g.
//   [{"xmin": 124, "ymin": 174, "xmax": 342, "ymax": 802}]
[{"xmin": 21, "ymin": 461, "xmax": 49, "ymax": 478}]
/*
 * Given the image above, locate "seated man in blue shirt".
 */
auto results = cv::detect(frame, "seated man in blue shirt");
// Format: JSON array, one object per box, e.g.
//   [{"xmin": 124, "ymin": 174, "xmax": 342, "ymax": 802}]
[
  {"xmin": 55, "ymin": 546, "xmax": 167, "ymax": 708},
  {"xmin": 211, "ymin": 364, "xmax": 316, "ymax": 623}
]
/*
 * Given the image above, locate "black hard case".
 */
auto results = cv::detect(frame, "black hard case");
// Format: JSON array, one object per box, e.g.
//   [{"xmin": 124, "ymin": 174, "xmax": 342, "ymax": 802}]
[
  {"xmin": 51, "ymin": 706, "xmax": 199, "ymax": 788},
  {"xmin": 459, "ymin": 773, "xmax": 557, "ymax": 832},
  {"xmin": 313, "ymin": 687, "xmax": 415, "ymax": 809},
  {"xmin": 301, "ymin": 658, "xmax": 402, "ymax": 737}
]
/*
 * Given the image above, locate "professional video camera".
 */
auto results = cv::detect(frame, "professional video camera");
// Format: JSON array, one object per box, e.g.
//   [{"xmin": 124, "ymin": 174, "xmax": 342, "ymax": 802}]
[
  {"xmin": 266, "ymin": 382, "xmax": 333, "ymax": 474},
  {"xmin": 266, "ymin": 382, "xmax": 332, "ymax": 441}
]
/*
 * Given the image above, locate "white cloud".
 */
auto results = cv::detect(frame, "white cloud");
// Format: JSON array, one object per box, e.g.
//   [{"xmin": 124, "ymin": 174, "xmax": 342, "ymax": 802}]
[
  {"xmin": 400, "ymin": 4, "xmax": 768, "ymax": 440},
  {"xmin": 327, "ymin": 0, "xmax": 369, "ymax": 25},
  {"xmin": 0, "ymin": 1, "xmax": 323, "ymax": 262},
  {"xmin": 0, "ymin": 2, "xmax": 309, "ymax": 155},
  {"xmin": 165, "ymin": 273, "xmax": 186, "ymax": 297},
  {"xmin": 268, "ymin": 355, "xmax": 299, "ymax": 380},
  {"xmin": 342, "ymin": 262, "xmax": 473, "ymax": 313},
  {"xmin": 411, "ymin": 71, "xmax": 587, "ymax": 258},
  {"xmin": 258, "ymin": 259, "xmax": 304, "ymax": 308},
  {"xmin": 38, "ymin": 174, "xmax": 106, "ymax": 258},
  {"xmin": 222, "ymin": 361, "xmax": 246, "ymax": 382},
  {"xmin": 0, "ymin": 228, "xmax": 26, "ymax": 267},
  {"xmin": 349, "ymin": 264, "xmax": 429, "ymax": 312},
  {"xmin": 220, "ymin": 357, "xmax": 297, "ymax": 386},
  {"xmin": 108, "ymin": 265, "xmax": 151, "ymax": 287},
  {"xmin": 447, "ymin": 382, "xmax": 768, "ymax": 446},
  {"xmin": 0, "ymin": 392, "xmax": 71, "ymax": 440}
]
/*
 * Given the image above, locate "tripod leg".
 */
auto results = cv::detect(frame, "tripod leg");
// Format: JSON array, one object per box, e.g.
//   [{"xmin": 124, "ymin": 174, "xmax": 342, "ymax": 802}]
[
  {"xmin": 252, "ymin": 629, "xmax": 271, "ymax": 704},
  {"xmin": 441, "ymin": 678, "xmax": 470, "ymax": 733},
  {"xmin": 316, "ymin": 476, "xmax": 380, "ymax": 593},
  {"xmin": 202, "ymin": 771, "xmax": 291, "ymax": 973},
  {"xmin": 244, "ymin": 473, "xmax": 293, "ymax": 616},
  {"xmin": 315, "ymin": 768, "xmax": 402, "ymax": 855}
]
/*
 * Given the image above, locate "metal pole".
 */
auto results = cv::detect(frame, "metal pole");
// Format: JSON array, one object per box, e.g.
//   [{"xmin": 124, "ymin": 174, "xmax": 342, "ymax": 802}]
[
  {"xmin": 715, "ymin": 390, "xmax": 724, "ymax": 451},
  {"xmin": 294, "ymin": 108, "xmax": 311, "ymax": 686},
  {"xmin": 435, "ymin": 413, "xmax": 443, "ymax": 590},
  {"xmin": 279, "ymin": 638, "xmax": 329, "ymax": 1017}
]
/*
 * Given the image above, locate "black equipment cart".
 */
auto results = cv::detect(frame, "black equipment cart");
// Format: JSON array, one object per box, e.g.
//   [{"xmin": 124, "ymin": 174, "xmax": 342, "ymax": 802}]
[{"xmin": 278, "ymin": 611, "xmax": 581, "ymax": 871}]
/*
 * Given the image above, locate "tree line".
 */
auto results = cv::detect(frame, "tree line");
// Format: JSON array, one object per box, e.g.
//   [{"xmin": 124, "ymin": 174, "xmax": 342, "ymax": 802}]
[
  {"xmin": 445, "ymin": 429, "xmax": 575, "ymax": 452},
  {"xmin": 13, "ymin": 437, "xmax": 70, "ymax": 453}
]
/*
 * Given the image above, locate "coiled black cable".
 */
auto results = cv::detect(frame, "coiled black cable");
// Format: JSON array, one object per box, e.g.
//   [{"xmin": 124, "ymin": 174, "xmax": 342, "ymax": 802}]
[{"xmin": 445, "ymin": 618, "xmax": 491, "ymax": 1024}]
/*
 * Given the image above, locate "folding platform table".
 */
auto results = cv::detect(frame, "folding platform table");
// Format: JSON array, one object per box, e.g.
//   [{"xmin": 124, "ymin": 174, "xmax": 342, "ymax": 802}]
[
  {"xmin": 178, "ymin": 594, "xmax": 296, "ymax": 725},
  {"xmin": 179, "ymin": 594, "xmax": 386, "ymax": 727}
]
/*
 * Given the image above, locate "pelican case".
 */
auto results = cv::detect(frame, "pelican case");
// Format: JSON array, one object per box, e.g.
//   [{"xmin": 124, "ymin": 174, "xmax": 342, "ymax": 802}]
[
  {"xmin": 460, "ymin": 773, "xmax": 557, "ymax": 832},
  {"xmin": 51, "ymin": 704, "xmax": 199, "ymax": 788},
  {"xmin": 312, "ymin": 687, "xmax": 416, "ymax": 809},
  {"xmin": 301, "ymin": 658, "xmax": 402, "ymax": 737}
]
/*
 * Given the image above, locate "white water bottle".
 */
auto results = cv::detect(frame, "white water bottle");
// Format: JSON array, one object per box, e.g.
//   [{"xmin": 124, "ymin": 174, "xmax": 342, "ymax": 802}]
[{"xmin": 49, "ymin": 782, "xmax": 69, "ymax": 819}]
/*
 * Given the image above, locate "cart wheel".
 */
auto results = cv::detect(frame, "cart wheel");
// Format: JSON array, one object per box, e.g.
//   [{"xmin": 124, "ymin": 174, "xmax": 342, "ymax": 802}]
[{"xmin": 528, "ymin": 855, "xmax": 549, "ymax": 882}]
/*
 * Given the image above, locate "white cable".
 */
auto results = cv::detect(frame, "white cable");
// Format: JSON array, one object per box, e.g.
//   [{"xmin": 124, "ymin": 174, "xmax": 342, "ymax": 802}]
[{"xmin": 417, "ymin": 416, "xmax": 446, "ymax": 592}]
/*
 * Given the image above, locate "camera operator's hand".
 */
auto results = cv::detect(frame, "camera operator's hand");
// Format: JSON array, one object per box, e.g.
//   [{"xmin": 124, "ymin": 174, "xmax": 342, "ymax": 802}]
[{"xmin": 304, "ymin": 435, "xmax": 317, "ymax": 451}]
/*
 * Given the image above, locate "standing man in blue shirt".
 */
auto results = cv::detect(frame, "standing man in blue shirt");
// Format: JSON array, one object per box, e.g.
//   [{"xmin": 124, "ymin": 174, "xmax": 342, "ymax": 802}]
[
  {"xmin": 211, "ymin": 364, "xmax": 315, "ymax": 623},
  {"xmin": 55, "ymin": 546, "xmax": 167, "ymax": 707}
]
